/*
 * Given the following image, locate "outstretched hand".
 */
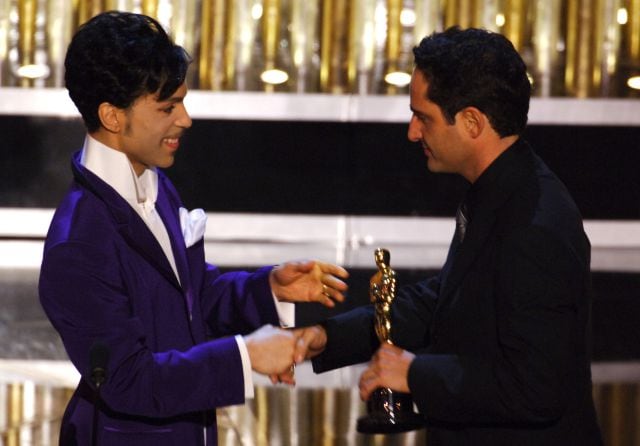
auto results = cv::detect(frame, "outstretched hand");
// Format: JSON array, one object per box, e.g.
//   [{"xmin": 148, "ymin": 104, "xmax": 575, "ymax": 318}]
[{"xmin": 269, "ymin": 260, "xmax": 349, "ymax": 308}]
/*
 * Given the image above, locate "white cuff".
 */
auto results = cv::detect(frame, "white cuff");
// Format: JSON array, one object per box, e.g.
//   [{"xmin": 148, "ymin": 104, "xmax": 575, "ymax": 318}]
[
  {"xmin": 272, "ymin": 292, "xmax": 295, "ymax": 328},
  {"xmin": 234, "ymin": 335, "xmax": 254, "ymax": 399}
]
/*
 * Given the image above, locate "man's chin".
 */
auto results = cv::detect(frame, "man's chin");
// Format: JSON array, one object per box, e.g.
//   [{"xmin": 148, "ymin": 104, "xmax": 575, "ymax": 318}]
[{"xmin": 157, "ymin": 156, "xmax": 176, "ymax": 169}]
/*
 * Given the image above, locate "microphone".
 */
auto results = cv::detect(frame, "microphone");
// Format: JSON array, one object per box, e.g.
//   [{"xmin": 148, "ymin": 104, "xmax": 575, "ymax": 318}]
[
  {"xmin": 89, "ymin": 341, "xmax": 109, "ymax": 446},
  {"xmin": 89, "ymin": 341, "xmax": 109, "ymax": 389}
]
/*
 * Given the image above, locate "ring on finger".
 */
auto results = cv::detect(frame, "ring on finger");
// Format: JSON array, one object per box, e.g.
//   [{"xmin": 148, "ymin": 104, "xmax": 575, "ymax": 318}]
[{"xmin": 322, "ymin": 284, "xmax": 331, "ymax": 297}]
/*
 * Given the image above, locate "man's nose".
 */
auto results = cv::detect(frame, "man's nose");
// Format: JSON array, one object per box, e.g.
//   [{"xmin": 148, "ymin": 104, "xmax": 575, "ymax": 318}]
[{"xmin": 407, "ymin": 116, "xmax": 421, "ymax": 142}]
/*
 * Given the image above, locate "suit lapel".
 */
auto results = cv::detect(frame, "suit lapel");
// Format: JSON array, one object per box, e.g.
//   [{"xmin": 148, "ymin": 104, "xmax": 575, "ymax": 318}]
[
  {"xmin": 117, "ymin": 210, "xmax": 183, "ymax": 290},
  {"xmin": 71, "ymin": 153, "xmax": 182, "ymax": 291},
  {"xmin": 436, "ymin": 140, "xmax": 531, "ymax": 310},
  {"xmin": 438, "ymin": 207, "xmax": 497, "ymax": 303},
  {"xmin": 155, "ymin": 181, "xmax": 194, "ymax": 314}
]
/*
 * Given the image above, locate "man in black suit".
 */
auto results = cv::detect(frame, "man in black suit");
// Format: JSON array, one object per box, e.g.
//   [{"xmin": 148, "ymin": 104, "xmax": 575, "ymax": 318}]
[{"xmin": 292, "ymin": 27, "xmax": 603, "ymax": 445}]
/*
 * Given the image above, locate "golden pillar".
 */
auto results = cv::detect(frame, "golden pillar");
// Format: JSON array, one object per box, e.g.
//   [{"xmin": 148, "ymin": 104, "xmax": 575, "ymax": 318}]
[
  {"xmin": 348, "ymin": 0, "xmax": 381, "ymax": 94},
  {"xmin": 0, "ymin": 0, "xmax": 10, "ymax": 85},
  {"xmin": 199, "ymin": 0, "xmax": 228, "ymax": 90},
  {"xmin": 46, "ymin": 0, "xmax": 74, "ymax": 87},
  {"xmin": 565, "ymin": 0, "xmax": 622, "ymax": 97},
  {"xmin": 532, "ymin": 0, "xmax": 562, "ymax": 96},
  {"xmin": 290, "ymin": 0, "xmax": 320, "ymax": 92},
  {"xmin": 261, "ymin": 0, "xmax": 281, "ymax": 92},
  {"xmin": 444, "ymin": 0, "xmax": 475, "ymax": 29},
  {"xmin": 384, "ymin": 0, "xmax": 403, "ymax": 94},
  {"xmin": 501, "ymin": 0, "xmax": 529, "ymax": 53},
  {"xmin": 141, "ymin": 0, "xmax": 158, "ymax": 18},
  {"xmin": 624, "ymin": 0, "xmax": 640, "ymax": 89},
  {"xmin": 320, "ymin": 0, "xmax": 350, "ymax": 93},
  {"xmin": 227, "ymin": 0, "xmax": 262, "ymax": 91},
  {"xmin": 629, "ymin": 0, "xmax": 640, "ymax": 60},
  {"xmin": 17, "ymin": 0, "xmax": 36, "ymax": 86},
  {"xmin": 77, "ymin": 0, "xmax": 105, "ymax": 26},
  {"xmin": 414, "ymin": 0, "xmax": 443, "ymax": 41}
]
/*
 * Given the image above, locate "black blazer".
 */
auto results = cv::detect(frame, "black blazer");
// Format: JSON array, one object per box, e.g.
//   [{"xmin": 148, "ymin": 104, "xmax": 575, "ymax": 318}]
[{"xmin": 313, "ymin": 139, "xmax": 603, "ymax": 445}]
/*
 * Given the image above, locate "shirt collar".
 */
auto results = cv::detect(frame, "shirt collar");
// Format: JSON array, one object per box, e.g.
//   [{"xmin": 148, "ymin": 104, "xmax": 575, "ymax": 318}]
[
  {"xmin": 80, "ymin": 134, "xmax": 158, "ymax": 206},
  {"xmin": 464, "ymin": 137, "xmax": 526, "ymax": 219}
]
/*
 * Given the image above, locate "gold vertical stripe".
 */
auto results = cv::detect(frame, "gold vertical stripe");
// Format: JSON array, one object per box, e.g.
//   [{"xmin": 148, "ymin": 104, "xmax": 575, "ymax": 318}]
[
  {"xmin": 320, "ymin": 0, "xmax": 333, "ymax": 91},
  {"xmin": 141, "ymin": 0, "xmax": 158, "ymax": 19},
  {"xmin": 503, "ymin": 0, "xmax": 527, "ymax": 52},
  {"xmin": 628, "ymin": 0, "xmax": 640, "ymax": 60},
  {"xmin": 77, "ymin": 0, "xmax": 105, "ymax": 25},
  {"xmin": 262, "ymin": 0, "xmax": 280, "ymax": 71},
  {"xmin": 18, "ymin": 0, "xmax": 36, "ymax": 66},
  {"xmin": 320, "ymin": 0, "xmax": 349, "ymax": 93},
  {"xmin": 386, "ymin": 0, "xmax": 402, "ymax": 72},
  {"xmin": 199, "ymin": 0, "xmax": 213, "ymax": 89},
  {"xmin": 224, "ymin": 0, "xmax": 235, "ymax": 89}
]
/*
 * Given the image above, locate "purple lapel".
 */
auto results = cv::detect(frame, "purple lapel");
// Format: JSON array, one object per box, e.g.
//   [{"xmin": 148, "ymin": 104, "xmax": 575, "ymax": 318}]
[
  {"xmin": 155, "ymin": 183, "xmax": 194, "ymax": 316},
  {"xmin": 71, "ymin": 152, "xmax": 181, "ymax": 290}
]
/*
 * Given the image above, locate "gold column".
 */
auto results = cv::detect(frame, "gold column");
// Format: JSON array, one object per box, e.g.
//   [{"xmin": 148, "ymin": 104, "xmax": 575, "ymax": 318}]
[
  {"xmin": 7, "ymin": 383, "xmax": 22, "ymax": 445},
  {"xmin": 0, "ymin": 0, "xmax": 12, "ymax": 85},
  {"xmin": 290, "ymin": 0, "xmax": 320, "ymax": 92},
  {"xmin": 478, "ymin": 0, "xmax": 499, "ymax": 30},
  {"xmin": 532, "ymin": 0, "xmax": 562, "ymax": 96},
  {"xmin": 77, "ymin": 0, "xmax": 106, "ymax": 26},
  {"xmin": 141, "ymin": 0, "xmax": 158, "ymax": 18},
  {"xmin": 199, "ymin": 0, "xmax": 227, "ymax": 90},
  {"xmin": 413, "ymin": 0, "xmax": 443, "ymax": 41},
  {"xmin": 501, "ymin": 0, "xmax": 529, "ymax": 52},
  {"xmin": 384, "ymin": 0, "xmax": 402, "ymax": 94},
  {"xmin": 445, "ymin": 0, "xmax": 476, "ymax": 29},
  {"xmin": 621, "ymin": 0, "xmax": 640, "ymax": 94},
  {"xmin": 565, "ymin": 0, "xmax": 602, "ymax": 97},
  {"xmin": 261, "ymin": 0, "xmax": 282, "ymax": 92},
  {"xmin": 229, "ymin": 0, "xmax": 261, "ymax": 91},
  {"xmin": 46, "ymin": 0, "xmax": 74, "ymax": 87},
  {"xmin": 601, "ymin": 0, "xmax": 623, "ymax": 95},
  {"xmin": 625, "ymin": 0, "xmax": 640, "ymax": 67},
  {"xmin": 17, "ymin": 0, "xmax": 36, "ymax": 86},
  {"xmin": 348, "ymin": 0, "xmax": 380, "ymax": 94},
  {"xmin": 320, "ymin": 0, "xmax": 350, "ymax": 93},
  {"xmin": 164, "ymin": 0, "xmax": 200, "ymax": 88}
]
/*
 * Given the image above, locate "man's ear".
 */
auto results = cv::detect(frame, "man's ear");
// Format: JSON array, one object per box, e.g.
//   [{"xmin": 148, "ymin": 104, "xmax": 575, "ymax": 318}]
[
  {"xmin": 97, "ymin": 102, "xmax": 123, "ymax": 133},
  {"xmin": 460, "ymin": 107, "xmax": 485, "ymax": 138}
]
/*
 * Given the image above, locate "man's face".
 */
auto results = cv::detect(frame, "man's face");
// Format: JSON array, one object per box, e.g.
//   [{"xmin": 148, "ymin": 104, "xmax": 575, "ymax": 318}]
[
  {"xmin": 407, "ymin": 70, "xmax": 472, "ymax": 179},
  {"xmin": 116, "ymin": 83, "xmax": 192, "ymax": 176}
]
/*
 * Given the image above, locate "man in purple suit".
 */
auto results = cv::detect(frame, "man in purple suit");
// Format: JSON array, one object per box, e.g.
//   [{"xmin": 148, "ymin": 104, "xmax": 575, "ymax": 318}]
[{"xmin": 38, "ymin": 11, "xmax": 348, "ymax": 445}]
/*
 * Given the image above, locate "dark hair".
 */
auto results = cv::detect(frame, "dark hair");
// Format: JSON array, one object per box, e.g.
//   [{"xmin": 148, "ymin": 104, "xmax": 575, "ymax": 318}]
[
  {"xmin": 413, "ymin": 27, "xmax": 530, "ymax": 137},
  {"xmin": 64, "ymin": 11, "xmax": 191, "ymax": 132}
]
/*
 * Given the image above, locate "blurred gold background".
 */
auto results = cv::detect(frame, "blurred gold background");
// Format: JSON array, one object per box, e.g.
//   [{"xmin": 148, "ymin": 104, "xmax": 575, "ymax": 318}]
[
  {"xmin": 1, "ymin": 380, "xmax": 640, "ymax": 446},
  {"xmin": 1, "ymin": 0, "xmax": 640, "ymax": 97}
]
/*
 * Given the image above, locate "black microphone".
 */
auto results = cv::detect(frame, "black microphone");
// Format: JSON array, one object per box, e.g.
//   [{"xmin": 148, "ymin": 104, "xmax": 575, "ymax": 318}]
[
  {"xmin": 89, "ymin": 341, "xmax": 109, "ymax": 389},
  {"xmin": 89, "ymin": 341, "xmax": 109, "ymax": 446}
]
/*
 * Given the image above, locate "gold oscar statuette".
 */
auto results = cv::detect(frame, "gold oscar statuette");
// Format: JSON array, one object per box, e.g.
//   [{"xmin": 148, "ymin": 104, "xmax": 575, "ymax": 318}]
[{"xmin": 356, "ymin": 248, "xmax": 424, "ymax": 434}]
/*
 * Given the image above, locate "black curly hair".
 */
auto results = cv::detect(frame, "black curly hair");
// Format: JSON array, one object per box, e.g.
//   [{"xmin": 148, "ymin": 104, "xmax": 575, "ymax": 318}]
[
  {"xmin": 413, "ymin": 27, "xmax": 531, "ymax": 137},
  {"xmin": 65, "ymin": 11, "xmax": 191, "ymax": 132}
]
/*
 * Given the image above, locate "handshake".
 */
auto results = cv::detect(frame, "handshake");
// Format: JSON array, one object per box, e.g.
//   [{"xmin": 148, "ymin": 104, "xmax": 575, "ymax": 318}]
[{"xmin": 243, "ymin": 324, "xmax": 326, "ymax": 385}]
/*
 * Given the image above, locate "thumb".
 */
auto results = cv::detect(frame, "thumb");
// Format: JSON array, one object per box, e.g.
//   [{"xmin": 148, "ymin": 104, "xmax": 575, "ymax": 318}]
[
  {"xmin": 294, "ymin": 326, "xmax": 325, "ymax": 362},
  {"xmin": 294, "ymin": 259, "xmax": 316, "ymax": 273}
]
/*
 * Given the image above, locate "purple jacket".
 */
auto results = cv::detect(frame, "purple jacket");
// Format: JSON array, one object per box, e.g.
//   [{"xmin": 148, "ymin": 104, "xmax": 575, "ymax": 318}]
[{"xmin": 39, "ymin": 151, "xmax": 279, "ymax": 445}]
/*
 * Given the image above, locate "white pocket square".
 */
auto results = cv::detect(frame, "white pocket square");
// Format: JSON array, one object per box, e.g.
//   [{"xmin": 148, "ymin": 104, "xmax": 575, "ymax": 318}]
[{"xmin": 179, "ymin": 207, "xmax": 207, "ymax": 248}]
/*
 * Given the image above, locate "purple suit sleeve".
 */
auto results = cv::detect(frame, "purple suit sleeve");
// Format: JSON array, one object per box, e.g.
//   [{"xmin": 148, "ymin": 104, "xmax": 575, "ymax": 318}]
[
  {"xmin": 200, "ymin": 264, "xmax": 280, "ymax": 338},
  {"xmin": 39, "ymin": 239, "xmax": 248, "ymax": 417}
]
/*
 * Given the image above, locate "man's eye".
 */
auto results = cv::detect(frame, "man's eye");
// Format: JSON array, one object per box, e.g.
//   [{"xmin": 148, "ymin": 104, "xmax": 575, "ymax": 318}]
[{"xmin": 163, "ymin": 105, "xmax": 176, "ymax": 114}]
